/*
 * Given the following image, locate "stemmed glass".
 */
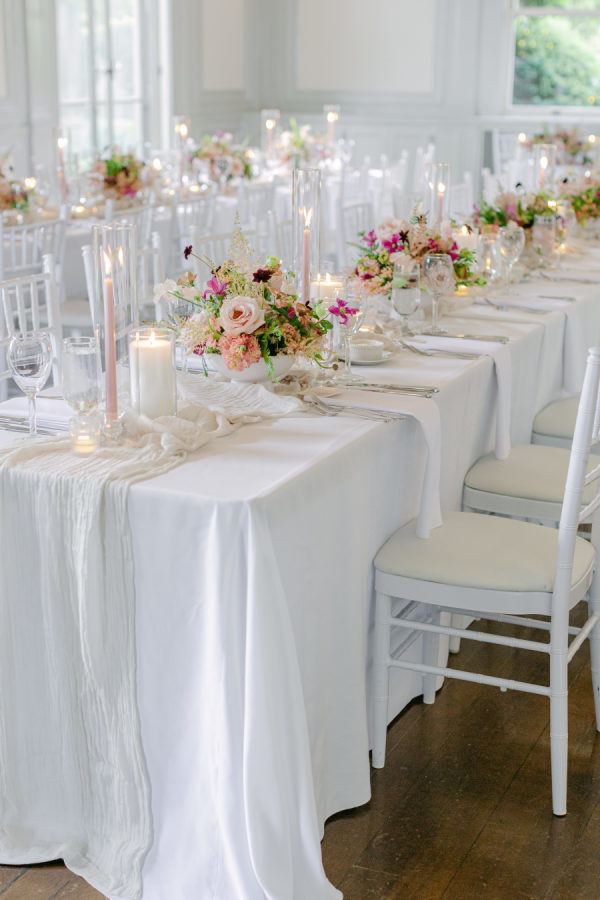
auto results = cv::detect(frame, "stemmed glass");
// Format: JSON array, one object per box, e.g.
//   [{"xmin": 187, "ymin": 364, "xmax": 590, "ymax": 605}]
[
  {"xmin": 391, "ymin": 262, "xmax": 420, "ymax": 336},
  {"xmin": 62, "ymin": 337, "xmax": 102, "ymax": 453},
  {"xmin": 499, "ymin": 224, "xmax": 525, "ymax": 286},
  {"xmin": 7, "ymin": 331, "xmax": 53, "ymax": 436},
  {"xmin": 478, "ymin": 233, "xmax": 503, "ymax": 289},
  {"xmin": 422, "ymin": 253, "xmax": 454, "ymax": 335},
  {"xmin": 334, "ymin": 285, "xmax": 368, "ymax": 384}
]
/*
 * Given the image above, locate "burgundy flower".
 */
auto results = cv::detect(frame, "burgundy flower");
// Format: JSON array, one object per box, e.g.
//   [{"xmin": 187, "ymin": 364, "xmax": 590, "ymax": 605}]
[
  {"xmin": 184, "ymin": 245, "xmax": 193, "ymax": 260},
  {"xmin": 253, "ymin": 268, "xmax": 272, "ymax": 283}
]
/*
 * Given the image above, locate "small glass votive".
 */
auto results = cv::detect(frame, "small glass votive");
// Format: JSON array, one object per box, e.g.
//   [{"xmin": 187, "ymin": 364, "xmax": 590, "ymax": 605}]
[
  {"xmin": 129, "ymin": 327, "xmax": 177, "ymax": 419},
  {"xmin": 69, "ymin": 415, "xmax": 101, "ymax": 455}
]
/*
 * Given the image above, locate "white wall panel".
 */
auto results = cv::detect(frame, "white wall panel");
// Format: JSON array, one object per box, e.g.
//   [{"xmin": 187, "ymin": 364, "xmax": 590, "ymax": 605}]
[
  {"xmin": 0, "ymin": 0, "xmax": 6, "ymax": 99},
  {"xmin": 296, "ymin": 0, "xmax": 435, "ymax": 94},
  {"xmin": 201, "ymin": 0, "xmax": 245, "ymax": 91}
]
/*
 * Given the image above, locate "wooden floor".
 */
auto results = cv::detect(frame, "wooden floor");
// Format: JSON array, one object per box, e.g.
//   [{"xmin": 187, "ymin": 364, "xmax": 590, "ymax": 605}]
[{"xmin": 2, "ymin": 614, "xmax": 600, "ymax": 900}]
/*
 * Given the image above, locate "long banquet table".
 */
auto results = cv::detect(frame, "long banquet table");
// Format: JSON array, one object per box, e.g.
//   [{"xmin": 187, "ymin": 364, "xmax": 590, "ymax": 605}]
[{"xmin": 1, "ymin": 268, "xmax": 600, "ymax": 899}]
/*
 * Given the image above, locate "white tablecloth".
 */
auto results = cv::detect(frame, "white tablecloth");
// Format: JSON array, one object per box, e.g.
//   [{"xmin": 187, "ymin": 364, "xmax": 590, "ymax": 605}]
[{"xmin": 1, "ymin": 270, "xmax": 599, "ymax": 898}]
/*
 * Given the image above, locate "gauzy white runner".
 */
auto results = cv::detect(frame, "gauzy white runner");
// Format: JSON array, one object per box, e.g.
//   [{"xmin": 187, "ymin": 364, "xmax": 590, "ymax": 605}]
[{"xmin": 0, "ymin": 390, "xmax": 304, "ymax": 899}]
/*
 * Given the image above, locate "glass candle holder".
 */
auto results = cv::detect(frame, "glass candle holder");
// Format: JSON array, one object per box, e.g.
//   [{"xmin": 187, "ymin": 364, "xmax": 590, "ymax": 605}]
[
  {"xmin": 323, "ymin": 104, "xmax": 341, "ymax": 146},
  {"xmin": 129, "ymin": 328, "xmax": 177, "ymax": 419},
  {"xmin": 532, "ymin": 214, "xmax": 556, "ymax": 263},
  {"xmin": 69, "ymin": 414, "xmax": 101, "ymax": 456},
  {"xmin": 92, "ymin": 224, "xmax": 138, "ymax": 435},
  {"xmin": 173, "ymin": 115, "xmax": 191, "ymax": 184},
  {"xmin": 533, "ymin": 143, "xmax": 556, "ymax": 191},
  {"xmin": 292, "ymin": 167, "xmax": 321, "ymax": 306},
  {"xmin": 261, "ymin": 109, "xmax": 280, "ymax": 159},
  {"xmin": 426, "ymin": 162, "xmax": 452, "ymax": 225},
  {"xmin": 54, "ymin": 125, "xmax": 69, "ymax": 206}
]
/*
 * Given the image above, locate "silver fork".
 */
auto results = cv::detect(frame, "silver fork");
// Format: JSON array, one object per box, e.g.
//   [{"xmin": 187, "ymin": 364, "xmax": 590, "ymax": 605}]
[
  {"xmin": 482, "ymin": 297, "xmax": 547, "ymax": 315},
  {"xmin": 305, "ymin": 396, "xmax": 402, "ymax": 423}
]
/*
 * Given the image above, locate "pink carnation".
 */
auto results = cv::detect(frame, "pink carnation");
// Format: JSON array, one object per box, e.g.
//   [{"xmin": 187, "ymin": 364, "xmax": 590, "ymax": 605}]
[{"xmin": 218, "ymin": 333, "xmax": 262, "ymax": 371}]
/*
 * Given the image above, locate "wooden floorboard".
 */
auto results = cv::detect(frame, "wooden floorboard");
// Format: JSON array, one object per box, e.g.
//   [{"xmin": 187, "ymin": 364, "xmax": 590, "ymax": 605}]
[{"xmin": 2, "ymin": 613, "xmax": 600, "ymax": 899}]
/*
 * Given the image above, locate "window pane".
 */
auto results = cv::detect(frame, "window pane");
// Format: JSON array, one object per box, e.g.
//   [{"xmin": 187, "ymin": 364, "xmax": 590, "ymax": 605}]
[
  {"xmin": 113, "ymin": 101, "xmax": 143, "ymax": 153},
  {"xmin": 519, "ymin": 1, "xmax": 600, "ymax": 8},
  {"xmin": 513, "ymin": 14, "xmax": 600, "ymax": 105},
  {"xmin": 60, "ymin": 105, "xmax": 94, "ymax": 165},
  {"xmin": 110, "ymin": 0, "xmax": 142, "ymax": 101},
  {"xmin": 56, "ymin": 0, "xmax": 91, "ymax": 104}
]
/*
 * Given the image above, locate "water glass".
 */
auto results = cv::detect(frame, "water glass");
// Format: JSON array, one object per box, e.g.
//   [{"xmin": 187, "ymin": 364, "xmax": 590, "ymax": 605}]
[
  {"xmin": 532, "ymin": 215, "xmax": 556, "ymax": 264},
  {"xmin": 499, "ymin": 224, "xmax": 525, "ymax": 285},
  {"xmin": 335, "ymin": 285, "xmax": 368, "ymax": 384},
  {"xmin": 7, "ymin": 331, "xmax": 53, "ymax": 436},
  {"xmin": 478, "ymin": 233, "xmax": 504, "ymax": 286},
  {"xmin": 62, "ymin": 337, "xmax": 101, "ymax": 413},
  {"xmin": 422, "ymin": 253, "xmax": 454, "ymax": 334},
  {"xmin": 391, "ymin": 264, "xmax": 420, "ymax": 335}
]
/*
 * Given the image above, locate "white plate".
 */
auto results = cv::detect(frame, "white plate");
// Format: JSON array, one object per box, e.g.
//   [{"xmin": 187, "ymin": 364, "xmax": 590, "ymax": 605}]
[{"xmin": 338, "ymin": 350, "xmax": 394, "ymax": 366}]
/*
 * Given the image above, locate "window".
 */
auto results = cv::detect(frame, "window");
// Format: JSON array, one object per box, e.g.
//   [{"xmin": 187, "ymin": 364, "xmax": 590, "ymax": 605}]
[
  {"xmin": 56, "ymin": 0, "xmax": 161, "ymax": 162},
  {"xmin": 510, "ymin": 0, "xmax": 600, "ymax": 108}
]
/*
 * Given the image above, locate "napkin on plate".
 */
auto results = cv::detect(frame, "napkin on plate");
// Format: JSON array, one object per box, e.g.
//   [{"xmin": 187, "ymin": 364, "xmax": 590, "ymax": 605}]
[
  {"xmin": 475, "ymin": 294, "xmax": 571, "ymax": 313},
  {"xmin": 405, "ymin": 335, "xmax": 511, "ymax": 460}
]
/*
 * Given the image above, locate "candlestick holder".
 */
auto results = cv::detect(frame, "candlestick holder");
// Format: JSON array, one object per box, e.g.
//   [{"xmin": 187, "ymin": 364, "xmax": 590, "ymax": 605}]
[
  {"xmin": 533, "ymin": 143, "xmax": 556, "ymax": 191},
  {"xmin": 292, "ymin": 167, "xmax": 321, "ymax": 306},
  {"xmin": 54, "ymin": 125, "xmax": 69, "ymax": 206},
  {"xmin": 261, "ymin": 109, "xmax": 280, "ymax": 162},
  {"xmin": 323, "ymin": 105, "xmax": 341, "ymax": 147},
  {"xmin": 129, "ymin": 328, "xmax": 177, "ymax": 419},
  {"xmin": 426, "ymin": 162, "xmax": 451, "ymax": 226},
  {"xmin": 91, "ymin": 224, "xmax": 138, "ymax": 437},
  {"xmin": 173, "ymin": 115, "xmax": 191, "ymax": 185}
]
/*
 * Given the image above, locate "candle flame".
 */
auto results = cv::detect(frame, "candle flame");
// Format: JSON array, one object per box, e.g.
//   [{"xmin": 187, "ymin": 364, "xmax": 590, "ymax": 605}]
[
  {"xmin": 327, "ymin": 111, "xmax": 338, "ymax": 123},
  {"xmin": 325, "ymin": 272, "xmax": 331, "ymax": 284},
  {"xmin": 437, "ymin": 182, "xmax": 446, "ymax": 194},
  {"xmin": 589, "ymin": 134, "xmax": 597, "ymax": 144},
  {"xmin": 265, "ymin": 118, "xmax": 276, "ymax": 130},
  {"xmin": 518, "ymin": 132, "xmax": 527, "ymax": 143},
  {"xmin": 461, "ymin": 225, "xmax": 469, "ymax": 235},
  {"xmin": 305, "ymin": 208, "xmax": 313, "ymax": 227},
  {"xmin": 102, "ymin": 250, "xmax": 111, "ymax": 275},
  {"xmin": 152, "ymin": 157, "xmax": 162, "ymax": 170},
  {"xmin": 24, "ymin": 177, "xmax": 36, "ymax": 190},
  {"xmin": 57, "ymin": 136, "xmax": 68, "ymax": 150},
  {"xmin": 150, "ymin": 330, "xmax": 156, "ymax": 344},
  {"xmin": 540, "ymin": 155, "xmax": 548, "ymax": 169},
  {"xmin": 118, "ymin": 247, "xmax": 124, "ymax": 266}
]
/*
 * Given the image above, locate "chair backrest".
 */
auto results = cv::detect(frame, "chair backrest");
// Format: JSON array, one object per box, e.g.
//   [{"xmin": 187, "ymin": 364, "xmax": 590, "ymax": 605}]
[
  {"xmin": 555, "ymin": 347, "xmax": 600, "ymax": 603},
  {"xmin": 266, "ymin": 211, "xmax": 293, "ymax": 268},
  {"xmin": 105, "ymin": 196, "xmax": 156, "ymax": 249},
  {"xmin": 82, "ymin": 232, "xmax": 165, "ymax": 324},
  {"xmin": 0, "ymin": 254, "xmax": 62, "ymax": 385},
  {"xmin": 169, "ymin": 188, "xmax": 216, "ymax": 270},
  {"xmin": 188, "ymin": 227, "xmax": 257, "ymax": 284},
  {"xmin": 336, "ymin": 201, "xmax": 374, "ymax": 270},
  {"xmin": 392, "ymin": 188, "xmax": 425, "ymax": 221},
  {"xmin": 0, "ymin": 208, "xmax": 67, "ymax": 288},
  {"xmin": 449, "ymin": 172, "xmax": 474, "ymax": 222}
]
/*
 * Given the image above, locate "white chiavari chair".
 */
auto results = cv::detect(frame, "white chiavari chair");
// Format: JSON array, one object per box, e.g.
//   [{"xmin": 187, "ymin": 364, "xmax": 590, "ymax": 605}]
[
  {"xmin": 168, "ymin": 188, "xmax": 216, "ymax": 272},
  {"xmin": 104, "ymin": 196, "xmax": 156, "ymax": 249},
  {"xmin": 236, "ymin": 180, "xmax": 275, "ymax": 252},
  {"xmin": 372, "ymin": 346, "xmax": 600, "ymax": 816},
  {"xmin": 449, "ymin": 171, "xmax": 474, "ymax": 222},
  {"xmin": 0, "ymin": 254, "xmax": 62, "ymax": 388},
  {"xmin": 335, "ymin": 200, "xmax": 374, "ymax": 271},
  {"xmin": 266, "ymin": 211, "xmax": 293, "ymax": 268},
  {"xmin": 392, "ymin": 188, "xmax": 425, "ymax": 220},
  {"xmin": 0, "ymin": 208, "xmax": 67, "ymax": 298}
]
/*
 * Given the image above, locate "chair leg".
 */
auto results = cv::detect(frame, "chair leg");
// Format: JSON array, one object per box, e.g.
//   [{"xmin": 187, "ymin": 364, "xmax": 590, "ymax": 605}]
[
  {"xmin": 588, "ymin": 575, "xmax": 600, "ymax": 732},
  {"xmin": 449, "ymin": 614, "xmax": 464, "ymax": 654},
  {"xmin": 423, "ymin": 606, "xmax": 439, "ymax": 705},
  {"xmin": 550, "ymin": 647, "xmax": 569, "ymax": 816},
  {"xmin": 372, "ymin": 592, "xmax": 392, "ymax": 768}
]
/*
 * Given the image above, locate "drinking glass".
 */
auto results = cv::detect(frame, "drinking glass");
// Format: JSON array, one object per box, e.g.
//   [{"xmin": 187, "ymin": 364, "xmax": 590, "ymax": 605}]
[
  {"xmin": 478, "ymin": 233, "xmax": 504, "ymax": 287},
  {"xmin": 499, "ymin": 224, "xmax": 525, "ymax": 285},
  {"xmin": 335, "ymin": 285, "xmax": 368, "ymax": 384},
  {"xmin": 61, "ymin": 337, "xmax": 101, "ymax": 413},
  {"xmin": 391, "ymin": 264, "xmax": 420, "ymax": 335},
  {"xmin": 422, "ymin": 253, "xmax": 454, "ymax": 335},
  {"xmin": 532, "ymin": 215, "xmax": 556, "ymax": 264},
  {"xmin": 7, "ymin": 331, "xmax": 53, "ymax": 436}
]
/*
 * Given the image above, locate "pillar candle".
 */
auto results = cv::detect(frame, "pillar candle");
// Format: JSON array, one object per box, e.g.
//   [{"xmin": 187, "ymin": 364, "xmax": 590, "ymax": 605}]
[{"xmin": 129, "ymin": 331, "xmax": 176, "ymax": 419}]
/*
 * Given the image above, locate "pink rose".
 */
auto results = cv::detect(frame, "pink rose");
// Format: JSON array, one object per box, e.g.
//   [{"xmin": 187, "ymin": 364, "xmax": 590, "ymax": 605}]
[{"xmin": 218, "ymin": 295, "xmax": 265, "ymax": 335}]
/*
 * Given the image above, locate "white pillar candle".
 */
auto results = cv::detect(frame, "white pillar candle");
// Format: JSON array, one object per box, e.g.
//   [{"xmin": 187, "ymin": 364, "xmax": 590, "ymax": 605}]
[
  {"xmin": 129, "ymin": 330, "xmax": 176, "ymax": 419},
  {"xmin": 311, "ymin": 272, "xmax": 343, "ymax": 301},
  {"xmin": 453, "ymin": 225, "xmax": 478, "ymax": 253}
]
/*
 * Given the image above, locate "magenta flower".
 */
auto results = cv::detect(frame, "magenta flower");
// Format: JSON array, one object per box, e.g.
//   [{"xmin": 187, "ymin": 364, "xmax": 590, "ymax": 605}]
[
  {"xmin": 363, "ymin": 230, "xmax": 377, "ymax": 247},
  {"xmin": 328, "ymin": 298, "xmax": 359, "ymax": 325},
  {"xmin": 202, "ymin": 276, "xmax": 228, "ymax": 300},
  {"xmin": 382, "ymin": 234, "xmax": 403, "ymax": 254}
]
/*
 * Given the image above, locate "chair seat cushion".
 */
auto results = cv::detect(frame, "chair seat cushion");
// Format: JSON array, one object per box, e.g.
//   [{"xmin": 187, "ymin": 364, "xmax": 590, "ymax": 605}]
[
  {"xmin": 464, "ymin": 444, "xmax": 596, "ymax": 504},
  {"xmin": 533, "ymin": 396, "xmax": 578, "ymax": 440},
  {"xmin": 374, "ymin": 511, "xmax": 594, "ymax": 592}
]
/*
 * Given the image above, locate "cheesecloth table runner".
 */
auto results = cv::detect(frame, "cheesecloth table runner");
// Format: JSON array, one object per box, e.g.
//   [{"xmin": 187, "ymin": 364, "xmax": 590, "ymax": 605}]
[{"xmin": 0, "ymin": 385, "xmax": 305, "ymax": 899}]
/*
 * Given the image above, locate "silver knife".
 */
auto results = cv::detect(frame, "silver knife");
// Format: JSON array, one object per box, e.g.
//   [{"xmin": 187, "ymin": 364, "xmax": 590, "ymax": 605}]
[
  {"xmin": 538, "ymin": 294, "xmax": 577, "ymax": 302},
  {"xmin": 348, "ymin": 385, "xmax": 435, "ymax": 398},
  {"xmin": 443, "ymin": 333, "xmax": 510, "ymax": 344},
  {"xmin": 351, "ymin": 381, "xmax": 439, "ymax": 393}
]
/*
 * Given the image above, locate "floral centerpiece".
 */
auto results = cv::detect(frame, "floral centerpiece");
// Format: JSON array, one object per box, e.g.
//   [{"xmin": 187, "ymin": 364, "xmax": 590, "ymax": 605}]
[
  {"xmin": 351, "ymin": 215, "xmax": 484, "ymax": 295},
  {"xmin": 473, "ymin": 190, "xmax": 557, "ymax": 229},
  {"xmin": 560, "ymin": 177, "xmax": 600, "ymax": 225},
  {"xmin": 529, "ymin": 128, "xmax": 593, "ymax": 165},
  {"xmin": 153, "ymin": 228, "xmax": 332, "ymax": 380},
  {"xmin": 276, "ymin": 119, "xmax": 331, "ymax": 168},
  {"xmin": 0, "ymin": 154, "xmax": 28, "ymax": 212},
  {"xmin": 90, "ymin": 147, "xmax": 146, "ymax": 199},
  {"xmin": 192, "ymin": 131, "xmax": 253, "ymax": 182}
]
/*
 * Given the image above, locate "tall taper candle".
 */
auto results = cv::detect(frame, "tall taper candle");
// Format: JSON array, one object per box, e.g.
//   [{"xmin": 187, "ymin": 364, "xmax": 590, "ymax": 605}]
[{"xmin": 102, "ymin": 251, "xmax": 118, "ymax": 420}]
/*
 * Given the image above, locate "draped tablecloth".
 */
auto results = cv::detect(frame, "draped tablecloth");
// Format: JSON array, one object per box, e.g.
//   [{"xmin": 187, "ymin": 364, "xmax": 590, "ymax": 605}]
[{"xmin": 0, "ymin": 273, "xmax": 599, "ymax": 898}]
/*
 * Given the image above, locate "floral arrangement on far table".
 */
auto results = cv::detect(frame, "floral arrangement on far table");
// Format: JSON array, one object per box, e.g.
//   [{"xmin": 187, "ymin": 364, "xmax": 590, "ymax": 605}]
[
  {"xmin": 529, "ymin": 128, "xmax": 593, "ymax": 165},
  {"xmin": 90, "ymin": 147, "xmax": 146, "ymax": 199},
  {"xmin": 473, "ymin": 190, "xmax": 557, "ymax": 229},
  {"xmin": 351, "ymin": 216, "xmax": 484, "ymax": 294},
  {"xmin": 276, "ymin": 119, "xmax": 331, "ymax": 168},
  {"xmin": 559, "ymin": 177, "xmax": 600, "ymax": 225},
  {"xmin": 153, "ymin": 228, "xmax": 332, "ymax": 377},
  {"xmin": 0, "ymin": 154, "xmax": 29, "ymax": 212},
  {"xmin": 192, "ymin": 131, "xmax": 253, "ymax": 181}
]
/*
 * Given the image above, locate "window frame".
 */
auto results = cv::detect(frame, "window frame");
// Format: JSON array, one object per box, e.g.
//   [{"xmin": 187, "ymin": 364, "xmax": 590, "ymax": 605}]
[{"xmin": 506, "ymin": 0, "xmax": 600, "ymax": 115}]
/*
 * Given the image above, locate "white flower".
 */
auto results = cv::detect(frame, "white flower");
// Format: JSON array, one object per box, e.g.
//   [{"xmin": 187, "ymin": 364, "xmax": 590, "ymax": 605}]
[
  {"xmin": 218, "ymin": 295, "xmax": 265, "ymax": 335},
  {"xmin": 179, "ymin": 285, "xmax": 201, "ymax": 302},
  {"xmin": 153, "ymin": 279, "xmax": 178, "ymax": 303}
]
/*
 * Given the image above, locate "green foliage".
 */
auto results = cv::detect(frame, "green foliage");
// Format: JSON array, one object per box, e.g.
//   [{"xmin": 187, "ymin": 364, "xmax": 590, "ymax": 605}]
[{"xmin": 513, "ymin": 14, "xmax": 600, "ymax": 106}]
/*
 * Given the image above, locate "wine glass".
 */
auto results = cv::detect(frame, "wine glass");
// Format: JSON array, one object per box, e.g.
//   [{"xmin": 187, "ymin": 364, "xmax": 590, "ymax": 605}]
[
  {"xmin": 477, "ymin": 233, "xmax": 503, "ymax": 289},
  {"xmin": 422, "ymin": 253, "xmax": 454, "ymax": 335},
  {"xmin": 62, "ymin": 337, "xmax": 102, "ymax": 453},
  {"xmin": 334, "ymin": 285, "xmax": 368, "ymax": 384},
  {"xmin": 499, "ymin": 224, "xmax": 525, "ymax": 286},
  {"xmin": 391, "ymin": 263, "xmax": 420, "ymax": 336},
  {"xmin": 7, "ymin": 331, "xmax": 53, "ymax": 436}
]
